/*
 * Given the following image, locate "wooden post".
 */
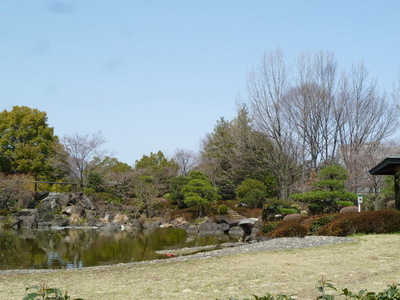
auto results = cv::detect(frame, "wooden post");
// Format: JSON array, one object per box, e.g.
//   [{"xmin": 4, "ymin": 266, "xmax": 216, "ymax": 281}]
[{"xmin": 395, "ymin": 172, "xmax": 400, "ymax": 210}]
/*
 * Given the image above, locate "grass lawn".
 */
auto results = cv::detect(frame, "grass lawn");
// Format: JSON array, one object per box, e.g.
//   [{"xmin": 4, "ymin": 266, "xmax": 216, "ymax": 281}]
[{"xmin": 1, "ymin": 234, "xmax": 400, "ymax": 300}]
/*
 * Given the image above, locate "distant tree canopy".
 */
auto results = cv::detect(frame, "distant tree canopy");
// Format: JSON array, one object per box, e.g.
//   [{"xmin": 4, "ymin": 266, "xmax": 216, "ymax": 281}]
[
  {"xmin": 199, "ymin": 106, "xmax": 279, "ymax": 200},
  {"xmin": 0, "ymin": 106, "xmax": 57, "ymax": 179},
  {"xmin": 134, "ymin": 151, "xmax": 178, "ymax": 196}
]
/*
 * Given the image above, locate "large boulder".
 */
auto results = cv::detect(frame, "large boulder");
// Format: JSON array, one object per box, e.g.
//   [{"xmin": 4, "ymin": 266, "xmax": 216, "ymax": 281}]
[
  {"xmin": 215, "ymin": 215, "xmax": 239, "ymax": 227},
  {"xmin": 198, "ymin": 219, "xmax": 220, "ymax": 232},
  {"xmin": 340, "ymin": 206, "xmax": 358, "ymax": 213},
  {"xmin": 229, "ymin": 226, "xmax": 245, "ymax": 239},
  {"xmin": 37, "ymin": 195, "xmax": 62, "ymax": 215},
  {"xmin": 283, "ymin": 213, "xmax": 302, "ymax": 220}
]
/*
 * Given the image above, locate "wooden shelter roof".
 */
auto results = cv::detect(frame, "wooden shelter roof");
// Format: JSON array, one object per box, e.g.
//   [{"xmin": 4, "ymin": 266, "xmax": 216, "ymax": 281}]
[{"xmin": 369, "ymin": 155, "xmax": 400, "ymax": 175}]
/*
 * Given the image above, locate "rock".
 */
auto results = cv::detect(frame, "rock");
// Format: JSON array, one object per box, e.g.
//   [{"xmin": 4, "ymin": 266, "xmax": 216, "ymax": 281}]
[
  {"xmin": 283, "ymin": 213, "xmax": 302, "ymax": 220},
  {"xmin": 113, "ymin": 213, "xmax": 129, "ymax": 224},
  {"xmin": 74, "ymin": 204, "xmax": 86, "ymax": 218},
  {"xmin": 57, "ymin": 194, "xmax": 72, "ymax": 207},
  {"xmin": 340, "ymin": 206, "xmax": 358, "ymax": 213},
  {"xmin": 186, "ymin": 224, "xmax": 198, "ymax": 234},
  {"xmin": 198, "ymin": 220, "xmax": 220, "ymax": 232},
  {"xmin": 142, "ymin": 219, "xmax": 163, "ymax": 229},
  {"xmin": 37, "ymin": 196, "xmax": 62, "ymax": 214},
  {"xmin": 34, "ymin": 191, "xmax": 49, "ymax": 201},
  {"xmin": 82, "ymin": 197, "xmax": 97, "ymax": 210},
  {"xmin": 387, "ymin": 200, "xmax": 395, "ymax": 209},
  {"xmin": 130, "ymin": 219, "xmax": 143, "ymax": 229},
  {"xmin": 18, "ymin": 215, "xmax": 38, "ymax": 228},
  {"xmin": 155, "ymin": 244, "xmax": 219, "ymax": 256},
  {"xmin": 23, "ymin": 197, "xmax": 39, "ymax": 209},
  {"xmin": 237, "ymin": 218, "xmax": 258, "ymax": 226},
  {"xmin": 54, "ymin": 216, "xmax": 69, "ymax": 227},
  {"xmin": 14, "ymin": 209, "xmax": 37, "ymax": 217},
  {"xmin": 219, "ymin": 222, "xmax": 231, "ymax": 233},
  {"xmin": 69, "ymin": 213, "xmax": 83, "ymax": 225},
  {"xmin": 215, "ymin": 215, "xmax": 239, "ymax": 227},
  {"xmin": 171, "ymin": 217, "xmax": 188, "ymax": 228},
  {"xmin": 40, "ymin": 212, "xmax": 55, "ymax": 222},
  {"xmin": 62, "ymin": 206, "xmax": 74, "ymax": 216},
  {"xmin": 220, "ymin": 242, "xmax": 247, "ymax": 248},
  {"xmin": 229, "ymin": 226, "xmax": 245, "ymax": 238}
]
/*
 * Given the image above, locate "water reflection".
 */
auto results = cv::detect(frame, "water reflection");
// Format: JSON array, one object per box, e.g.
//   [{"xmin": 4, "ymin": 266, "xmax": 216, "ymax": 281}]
[{"xmin": 0, "ymin": 228, "xmax": 235, "ymax": 270}]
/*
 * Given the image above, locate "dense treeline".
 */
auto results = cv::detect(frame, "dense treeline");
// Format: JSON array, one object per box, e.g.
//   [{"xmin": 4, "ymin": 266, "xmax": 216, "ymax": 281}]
[{"xmin": 1, "ymin": 50, "xmax": 399, "ymax": 216}]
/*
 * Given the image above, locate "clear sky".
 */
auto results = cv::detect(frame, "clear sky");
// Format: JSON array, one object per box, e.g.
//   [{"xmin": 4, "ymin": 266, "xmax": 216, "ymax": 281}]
[{"xmin": 1, "ymin": 0, "xmax": 399, "ymax": 165}]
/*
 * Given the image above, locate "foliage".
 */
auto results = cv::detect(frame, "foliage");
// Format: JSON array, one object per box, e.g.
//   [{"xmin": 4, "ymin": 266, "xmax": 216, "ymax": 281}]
[
  {"xmin": 133, "ymin": 175, "xmax": 159, "ymax": 218},
  {"xmin": 94, "ymin": 156, "xmax": 134, "ymax": 201},
  {"xmin": 23, "ymin": 283, "xmax": 83, "ymax": 300},
  {"xmin": 0, "ymin": 173, "xmax": 33, "ymax": 210},
  {"xmin": 135, "ymin": 151, "xmax": 178, "ymax": 196},
  {"xmin": 261, "ymin": 221, "xmax": 279, "ymax": 234},
  {"xmin": 382, "ymin": 175, "xmax": 395, "ymax": 202},
  {"xmin": 236, "ymin": 179, "xmax": 267, "ymax": 208},
  {"xmin": 61, "ymin": 131, "xmax": 107, "ymax": 189},
  {"xmin": 217, "ymin": 204, "xmax": 228, "ymax": 215},
  {"xmin": 262, "ymin": 198, "xmax": 300, "ymax": 221},
  {"xmin": 199, "ymin": 107, "xmax": 279, "ymax": 200},
  {"xmin": 182, "ymin": 171, "xmax": 220, "ymax": 216},
  {"xmin": 290, "ymin": 165, "xmax": 356, "ymax": 215},
  {"xmin": 167, "ymin": 176, "xmax": 189, "ymax": 208},
  {"xmin": 0, "ymin": 106, "xmax": 57, "ymax": 179},
  {"xmin": 84, "ymin": 173, "xmax": 104, "ymax": 192},
  {"xmin": 278, "ymin": 208, "xmax": 298, "ymax": 215},
  {"xmin": 308, "ymin": 214, "xmax": 336, "ymax": 235}
]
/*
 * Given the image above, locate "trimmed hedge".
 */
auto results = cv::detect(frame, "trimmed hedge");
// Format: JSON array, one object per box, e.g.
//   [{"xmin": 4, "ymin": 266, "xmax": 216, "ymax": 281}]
[
  {"xmin": 319, "ymin": 209, "xmax": 400, "ymax": 236},
  {"xmin": 259, "ymin": 209, "xmax": 400, "ymax": 237}
]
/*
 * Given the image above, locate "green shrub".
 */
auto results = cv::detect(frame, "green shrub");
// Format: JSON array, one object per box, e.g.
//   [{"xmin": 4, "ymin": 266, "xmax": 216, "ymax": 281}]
[
  {"xmin": 262, "ymin": 198, "xmax": 299, "ymax": 221},
  {"xmin": 335, "ymin": 200, "xmax": 354, "ymax": 208},
  {"xmin": 236, "ymin": 179, "xmax": 267, "ymax": 208},
  {"xmin": 83, "ymin": 187, "xmax": 95, "ymax": 196},
  {"xmin": 308, "ymin": 214, "xmax": 336, "ymax": 235},
  {"xmin": 217, "ymin": 204, "xmax": 229, "ymax": 215},
  {"xmin": 23, "ymin": 283, "xmax": 83, "ymax": 300},
  {"xmin": 278, "ymin": 208, "xmax": 298, "ymax": 215},
  {"xmin": 261, "ymin": 221, "xmax": 279, "ymax": 234}
]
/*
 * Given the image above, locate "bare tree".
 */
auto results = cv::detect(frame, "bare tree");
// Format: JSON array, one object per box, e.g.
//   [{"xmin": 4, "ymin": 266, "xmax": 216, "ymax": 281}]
[
  {"xmin": 247, "ymin": 50, "xmax": 398, "ymax": 198},
  {"xmin": 173, "ymin": 148, "xmax": 197, "ymax": 176},
  {"xmin": 62, "ymin": 131, "xmax": 107, "ymax": 188},
  {"xmin": 337, "ymin": 63, "xmax": 398, "ymax": 192},
  {"xmin": 247, "ymin": 49, "xmax": 300, "ymax": 198}
]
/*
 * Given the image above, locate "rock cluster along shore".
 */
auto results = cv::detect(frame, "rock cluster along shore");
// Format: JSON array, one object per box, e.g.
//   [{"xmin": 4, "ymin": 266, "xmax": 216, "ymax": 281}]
[{"xmin": 3, "ymin": 192, "xmax": 260, "ymax": 241}]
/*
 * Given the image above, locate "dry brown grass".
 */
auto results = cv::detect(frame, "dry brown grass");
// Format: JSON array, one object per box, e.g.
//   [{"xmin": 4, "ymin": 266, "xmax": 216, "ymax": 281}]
[{"xmin": 1, "ymin": 234, "xmax": 400, "ymax": 300}]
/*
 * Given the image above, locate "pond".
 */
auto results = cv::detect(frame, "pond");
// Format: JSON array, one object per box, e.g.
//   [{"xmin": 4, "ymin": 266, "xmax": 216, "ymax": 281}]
[{"xmin": 0, "ymin": 228, "xmax": 236, "ymax": 270}]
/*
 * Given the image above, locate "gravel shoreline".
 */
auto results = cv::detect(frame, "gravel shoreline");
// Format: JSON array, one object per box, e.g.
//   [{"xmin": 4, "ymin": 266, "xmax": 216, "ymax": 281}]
[{"xmin": 0, "ymin": 236, "xmax": 355, "ymax": 275}]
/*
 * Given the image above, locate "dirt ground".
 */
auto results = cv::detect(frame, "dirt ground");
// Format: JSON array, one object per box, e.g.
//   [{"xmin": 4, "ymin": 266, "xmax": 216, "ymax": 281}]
[{"xmin": 1, "ymin": 234, "xmax": 400, "ymax": 300}]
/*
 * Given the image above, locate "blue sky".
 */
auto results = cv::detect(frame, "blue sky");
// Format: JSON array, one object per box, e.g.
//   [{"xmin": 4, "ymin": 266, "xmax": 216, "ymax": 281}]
[{"xmin": 1, "ymin": 0, "xmax": 399, "ymax": 165}]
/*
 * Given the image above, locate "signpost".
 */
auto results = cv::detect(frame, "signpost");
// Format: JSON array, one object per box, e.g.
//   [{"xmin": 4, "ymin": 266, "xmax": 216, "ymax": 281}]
[{"xmin": 357, "ymin": 194, "xmax": 363, "ymax": 212}]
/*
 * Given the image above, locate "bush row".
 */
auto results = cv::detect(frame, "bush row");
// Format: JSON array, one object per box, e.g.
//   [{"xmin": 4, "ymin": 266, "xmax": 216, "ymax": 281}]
[{"xmin": 260, "ymin": 209, "xmax": 400, "ymax": 237}]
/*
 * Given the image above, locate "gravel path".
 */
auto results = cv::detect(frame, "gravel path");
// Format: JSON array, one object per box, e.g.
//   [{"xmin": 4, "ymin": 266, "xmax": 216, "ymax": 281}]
[{"xmin": 0, "ymin": 236, "xmax": 355, "ymax": 275}]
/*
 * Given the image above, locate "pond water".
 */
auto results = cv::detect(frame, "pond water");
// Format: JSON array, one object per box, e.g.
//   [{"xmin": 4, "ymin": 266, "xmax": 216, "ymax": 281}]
[{"xmin": 0, "ymin": 228, "xmax": 236, "ymax": 270}]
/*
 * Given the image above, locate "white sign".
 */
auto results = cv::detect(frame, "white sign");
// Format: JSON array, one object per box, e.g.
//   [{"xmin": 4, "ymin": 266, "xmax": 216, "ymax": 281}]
[{"xmin": 357, "ymin": 194, "xmax": 363, "ymax": 204}]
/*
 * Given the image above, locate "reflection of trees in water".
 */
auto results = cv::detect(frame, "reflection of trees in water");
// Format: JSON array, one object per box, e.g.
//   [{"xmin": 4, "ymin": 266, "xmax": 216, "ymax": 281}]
[{"xmin": 0, "ymin": 228, "xmax": 234, "ymax": 270}]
